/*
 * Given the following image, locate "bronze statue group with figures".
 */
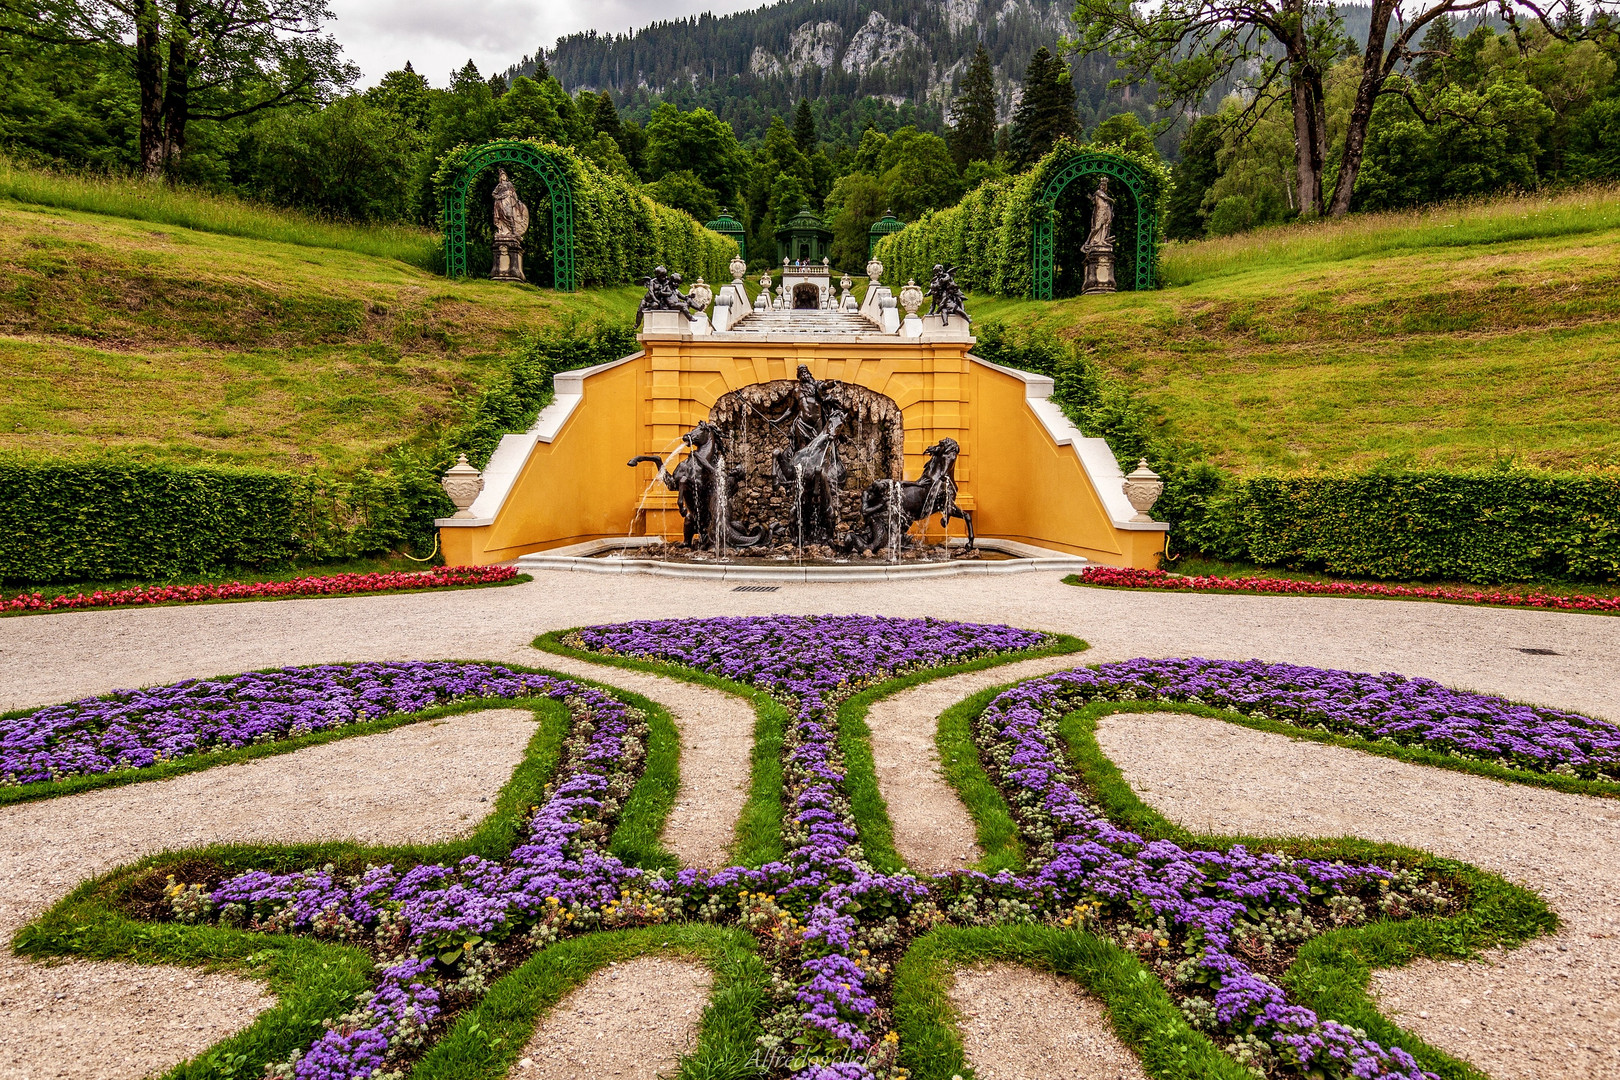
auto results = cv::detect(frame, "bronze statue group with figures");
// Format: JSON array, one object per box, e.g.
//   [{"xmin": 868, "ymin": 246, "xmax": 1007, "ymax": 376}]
[{"xmin": 629, "ymin": 363, "xmax": 973, "ymax": 559}]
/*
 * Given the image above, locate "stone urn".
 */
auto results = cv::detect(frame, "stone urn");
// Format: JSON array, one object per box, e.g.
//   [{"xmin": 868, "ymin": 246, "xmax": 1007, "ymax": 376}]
[
  {"xmin": 729, "ymin": 254, "xmax": 747, "ymax": 283},
  {"xmin": 688, "ymin": 277, "xmax": 713, "ymax": 311},
  {"xmin": 898, "ymin": 279, "xmax": 924, "ymax": 317},
  {"xmin": 1121, "ymin": 459, "xmax": 1164, "ymax": 522},
  {"xmin": 840, "ymin": 272, "xmax": 853, "ymax": 293},
  {"xmin": 866, "ymin": 257, "xmax": 884, "ymax": 283},
  {"xmin": 441, "ymin": 454, "xmax": 484, "ymax": 518}
]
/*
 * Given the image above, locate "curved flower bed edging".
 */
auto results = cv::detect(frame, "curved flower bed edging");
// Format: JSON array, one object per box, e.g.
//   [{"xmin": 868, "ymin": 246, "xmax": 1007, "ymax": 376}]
[
  {"xmin": 3, "ymin": 660, "xmax": 559, "ymax": 786},
  {"xmin": 1071, "ymin": 565, "xmax": 1620, "ymax": 614},
  {"xmin": 31, "ymin": 620, "xmax": 1579, "ymax": 1080},
  {"xmin": 0, "ymin": 565, "xmax": 520, "ymax": 616},
  {"xmin": 1048, "ymin": 657, "xmax": 1620, "ymax": 781}
]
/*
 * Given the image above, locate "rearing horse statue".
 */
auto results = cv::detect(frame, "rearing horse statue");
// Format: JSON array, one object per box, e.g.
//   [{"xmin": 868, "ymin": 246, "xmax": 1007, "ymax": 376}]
[
  {"xmin": 848, "ymin": 437, "xmax": 974, "ymax": 555},
  {"xmin": 628, "ymin": 421, "xmax": 765, "ymax": 550}
]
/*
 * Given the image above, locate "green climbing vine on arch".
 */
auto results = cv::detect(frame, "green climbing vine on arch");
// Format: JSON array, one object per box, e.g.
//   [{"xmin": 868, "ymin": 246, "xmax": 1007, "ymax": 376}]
[
  {"xmin": 431, "ymin": 139, "xmax": 737, "ymax": 290},
  {"xmin": 871, "ymin": 139, "xmax": 1170, "ymax": 300},
  {"xmin": 1033, "ymin": 149, "xmax": 1160, "ymax": 298},
  {"xmin": 439, "ymin": 140, "xmax": 577, "ymax": 289}
]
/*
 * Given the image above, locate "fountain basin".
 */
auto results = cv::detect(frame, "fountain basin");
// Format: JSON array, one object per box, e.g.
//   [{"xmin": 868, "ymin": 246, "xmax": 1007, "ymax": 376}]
[{"xmin": 514, "ymin": 537, "xmax": 1092, "ymax": 582}]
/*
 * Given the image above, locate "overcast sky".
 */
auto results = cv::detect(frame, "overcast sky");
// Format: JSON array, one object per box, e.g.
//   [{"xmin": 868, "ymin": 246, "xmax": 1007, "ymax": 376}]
[{"xmin": 329, "ymin": 0, "xmax": 765, "ymax": 88}]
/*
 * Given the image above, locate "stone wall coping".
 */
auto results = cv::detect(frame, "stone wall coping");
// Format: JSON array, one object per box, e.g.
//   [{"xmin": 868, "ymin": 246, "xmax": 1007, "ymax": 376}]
[{"xmin": 966, "ymin": 354, "xmax": 1169, "ymax": 533}]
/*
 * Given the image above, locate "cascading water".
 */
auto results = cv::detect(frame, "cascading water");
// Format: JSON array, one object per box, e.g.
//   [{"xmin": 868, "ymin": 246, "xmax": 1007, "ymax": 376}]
[
  {"xmin": 885, "ymin": 480, "xmax": 904, "ymax": 564},
  {"xmin": 627, "ymin": 437, "xmax": 688, "ymax": 541},
  {"xmin": 793, "ymin": 459, "xmax": 806, "ymax": 560},
  {"xmin": 712, "ymin": 451, "xmax": 729, "ymax": 561}
]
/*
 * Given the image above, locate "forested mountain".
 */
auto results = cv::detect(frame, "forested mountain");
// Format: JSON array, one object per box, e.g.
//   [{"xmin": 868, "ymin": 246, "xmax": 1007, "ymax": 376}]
[{"xmin": 508, "ymin": 0, "xmax": 1162, "ymax": 144}]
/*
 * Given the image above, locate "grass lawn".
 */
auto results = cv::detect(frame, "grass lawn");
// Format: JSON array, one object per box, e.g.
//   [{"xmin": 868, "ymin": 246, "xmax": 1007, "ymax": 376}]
[
  {"xmin": 974, "ymin": 185, "xmax": 1620, "ymax": 474},
  {"xmin": 0, "ymin": 196, "xmax": 642, "ymax": 472}
]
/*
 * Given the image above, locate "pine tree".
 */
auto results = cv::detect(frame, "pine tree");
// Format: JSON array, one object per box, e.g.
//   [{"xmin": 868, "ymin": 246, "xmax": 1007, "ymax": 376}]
[
  {"xmin": 592, "ymin": 91, "xmax": 622, "ymax": 141},
  {"xmin": 1009, "ymin": 47, "xmax": 1079, "ymax": 171},
  {"xmin": 1415, "ymin": 17, "xmax": 1456, "ymax": 85},
  {"xmin": 534, "ymin": 51, "xmax": 551, "ymax": 83},
  {"xmin": 950, "ymin": 42, "xmax": 998, "ymax": 169},
  {"xmin": 794, "ymin": 99, "xmax": 817, "ymax": 153}
]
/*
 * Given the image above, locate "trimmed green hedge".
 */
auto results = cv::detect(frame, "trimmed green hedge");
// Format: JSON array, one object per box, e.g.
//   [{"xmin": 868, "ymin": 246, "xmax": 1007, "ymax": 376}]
[
  {"xmin": 873, "ymin": 138, "xmax": 1171, "ymax": 297},
  {"xmin": 1177, "ymin": 470, "xmax": 1620, "ymax": 584},
  {"xmin": 431, "ymin": 140, "xmax": 736, "ymax": 287},
  {"xmin": 0, "ymin": 459, "xmax": 447, "ymax": 583}
]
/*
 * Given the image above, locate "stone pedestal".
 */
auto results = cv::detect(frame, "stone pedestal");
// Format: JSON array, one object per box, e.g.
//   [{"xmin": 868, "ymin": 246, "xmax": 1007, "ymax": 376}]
[
  {"xmin": 1082, "ymin": 241, "xmax": 1116, "ymax": 295},
  {"xmin": 491, "ymin": 238, "xmax": 526, "ymax": 283}
]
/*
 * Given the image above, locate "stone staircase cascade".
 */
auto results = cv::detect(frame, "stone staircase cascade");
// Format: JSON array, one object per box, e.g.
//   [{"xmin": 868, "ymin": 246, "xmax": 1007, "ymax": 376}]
[{"xmin": 727, "ymin": 309, "xmax": 878, "ymax": 335}]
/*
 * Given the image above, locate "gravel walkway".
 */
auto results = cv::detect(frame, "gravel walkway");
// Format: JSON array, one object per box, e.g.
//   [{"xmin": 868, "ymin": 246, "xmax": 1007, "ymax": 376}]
[
  {"xmin": 533, "ymin": 653, "xmax": 755, "ymax": 867},
  {"xmin": 868, "ymin": 654, "xmax": 1087, "ymax": 873},
  {"xmin": 948, "ymin": 962, "xmax": 1148, "ymax": 1080},
  {"xmin": 508, "ymin": 956, "xmax": 711, "ymax": 1079},
  {"xmin": 0, "ymin": 709, "xmax": 536, "ymax": 1080},
  {"xmin": 1095, "ymin": 711, "xmax": 1620, "ymax": 1080},
  {"xmin": 2, "ymin": 574, "xmax": 1612, "ymax": 721}
]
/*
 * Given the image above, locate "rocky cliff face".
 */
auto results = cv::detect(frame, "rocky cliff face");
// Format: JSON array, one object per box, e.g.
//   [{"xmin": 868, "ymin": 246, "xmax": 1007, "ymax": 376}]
[{"xmin": 537, "ymin": 0, "xmax": 1078, "ymax": 134}]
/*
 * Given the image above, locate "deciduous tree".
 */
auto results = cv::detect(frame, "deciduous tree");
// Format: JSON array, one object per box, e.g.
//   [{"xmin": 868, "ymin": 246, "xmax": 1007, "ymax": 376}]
[{"xmin": 2, "ymin": 0, "xmax": 354, "ymax": 178}]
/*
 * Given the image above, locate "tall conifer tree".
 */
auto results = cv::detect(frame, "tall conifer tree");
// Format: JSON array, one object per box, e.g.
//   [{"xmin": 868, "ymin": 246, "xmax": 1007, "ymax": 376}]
[
  {"xmin": 1009, "ymin": 46, "xmax": 1078, "ymax": 171},
  {"xmin": 950, "ymin": 42, "xmax": 998, "ymax": 169},
  {"xmin": 794, "ymin": 98, "xmax": 817, "ymax": 153}
]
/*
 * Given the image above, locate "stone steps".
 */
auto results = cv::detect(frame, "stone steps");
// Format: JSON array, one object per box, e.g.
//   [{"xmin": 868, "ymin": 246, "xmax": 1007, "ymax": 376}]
[{"xmin": 726, "ymin": 309, "xmax": 877, "ymax": 335}]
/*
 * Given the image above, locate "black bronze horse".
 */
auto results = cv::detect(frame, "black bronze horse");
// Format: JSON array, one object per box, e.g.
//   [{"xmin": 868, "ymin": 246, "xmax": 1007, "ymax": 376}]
[
  {"xmin": 772, "ymin": 406, "xmax": 849, "ymax": 546},
  {"xmin": 848, "ymin": 437, "xmax": 974, "ymax": 555},
  {"xmin": 628, "ymin": 421, "xmax": 765, "ymax": 550}
]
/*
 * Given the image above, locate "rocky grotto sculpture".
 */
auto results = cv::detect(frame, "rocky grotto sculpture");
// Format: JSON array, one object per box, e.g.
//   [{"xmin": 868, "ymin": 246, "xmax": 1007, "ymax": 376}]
[
  {"xmin": 850, "ymin": 437, "xmax": 974, "ymax": 555},
  {"xmin": 490, "ymin": 169, "xmax": 529, "ymax": 282}
]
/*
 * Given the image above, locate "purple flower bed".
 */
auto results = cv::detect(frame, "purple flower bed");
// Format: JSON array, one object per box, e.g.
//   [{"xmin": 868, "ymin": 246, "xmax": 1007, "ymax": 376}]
[
  {"xmin": 1041, "ymin": 657, "xmax": 1620, "ymax": 780},
  {"xmin": 1, "ymin": 662, "xmax": 570, "ymax": 786},
  {"xmin": 974, "ymin": 671, "xmax": 1440, "ymax": 1080},
  {"xmin": 127, "ymin": 621, "xmax": 1558, "ymax": 1079}
]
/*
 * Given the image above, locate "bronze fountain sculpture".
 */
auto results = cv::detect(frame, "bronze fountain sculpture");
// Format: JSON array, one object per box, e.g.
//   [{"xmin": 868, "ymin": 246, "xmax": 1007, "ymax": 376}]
[{"xmin": 849, "ymin": 437, "xmax": 973, "ymax": 555}]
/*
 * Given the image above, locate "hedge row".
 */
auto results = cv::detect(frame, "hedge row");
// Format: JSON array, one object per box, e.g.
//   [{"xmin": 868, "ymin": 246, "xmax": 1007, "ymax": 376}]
[
  {"xmin": 431, "ymin": 140, "xmax": 736, "ymax": 287},
  {"xmin": 0, "ymin": 460, "xmax": 448, "ymax": 583},
  {"xmin": 1175, "ymin": 471, "xmax": 1620, "ymax": 584},
  {"xmin": 873, "ymin": 138, "xmax": 1171, "ymax": 297}
]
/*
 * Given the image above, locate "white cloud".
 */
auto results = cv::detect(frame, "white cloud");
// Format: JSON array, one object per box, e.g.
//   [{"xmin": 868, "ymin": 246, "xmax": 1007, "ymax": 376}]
[{"xmin": 328, "ymin": 0, "xmax": 763, "ymax": 88}]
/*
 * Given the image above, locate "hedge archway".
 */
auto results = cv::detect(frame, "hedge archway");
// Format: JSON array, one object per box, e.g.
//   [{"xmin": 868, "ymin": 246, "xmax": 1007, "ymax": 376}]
[
  {"xmin": 1033, "ymin": 150, "xmax": 1158, "ymax": 298},
  {"xmin": 442, "ymin": 140, "xmax": 576, "ymax": 290}
]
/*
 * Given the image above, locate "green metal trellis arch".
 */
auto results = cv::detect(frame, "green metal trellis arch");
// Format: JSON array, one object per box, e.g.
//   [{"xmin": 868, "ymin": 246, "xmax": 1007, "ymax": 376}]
[
  {"xmin": 1032, "ymin": 150, "xmax": 1158, "ymax": 299},
  {"xmin": 442, "ymin": 140, "xmax": 576, "ymax": 290}
]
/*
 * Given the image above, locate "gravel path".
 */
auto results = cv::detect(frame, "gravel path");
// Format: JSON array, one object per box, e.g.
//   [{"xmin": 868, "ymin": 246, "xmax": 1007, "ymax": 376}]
[
  {"xmin": 0, "ymin": 708, "xmax": 536, "ymax": 1080},
  {"xmin": 2, "ymin": 574, "xmax": 1612, "ymax": 721},
  {"xmin": 532, "ymin": 653, "xmax": 755, "ymax": 867},
  {"xmin": 868, "ymin": 654, "xmax": 1087, "ymax": 873},
  {"xmin": 1095, "ymin": 711, "xmax": 1620, "ymax": 1080},
  {"xmin": 508, "ymin": 956, "xmax": 711, "ymax": 1079},
  {"xmin": 948, "ymin": 962, "xmax": 1148, "ymax": 1080}
]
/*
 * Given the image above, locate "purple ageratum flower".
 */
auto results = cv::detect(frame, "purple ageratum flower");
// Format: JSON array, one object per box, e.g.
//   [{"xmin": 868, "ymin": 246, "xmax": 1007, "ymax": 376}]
[
  {"xmin": 974, "ymin": 671, "xmax": 1437, "ymax": 1080},
  {"xmin": 1, "ymin": 663, "xmax": 586, "ymax": 785}
]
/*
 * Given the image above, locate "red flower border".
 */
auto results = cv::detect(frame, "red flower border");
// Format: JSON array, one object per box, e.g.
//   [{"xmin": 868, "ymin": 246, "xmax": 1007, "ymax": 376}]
[
  {"xmin": 1072, "ymin": 566, "xmax": 1620, "ymax": 614},
  {"xmin": 3, "ymin": 566, "xmax": 519, "ymax": 615}
]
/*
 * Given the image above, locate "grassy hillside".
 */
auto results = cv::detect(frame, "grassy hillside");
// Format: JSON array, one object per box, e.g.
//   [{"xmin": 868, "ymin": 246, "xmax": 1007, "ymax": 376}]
[
  {"xmin": 0, "ymin": 193, "xmax": 640, "ymax": 473},
  {"xmin": 976, "ymin": 186, "xmax": 1620, "ymax": 475}
]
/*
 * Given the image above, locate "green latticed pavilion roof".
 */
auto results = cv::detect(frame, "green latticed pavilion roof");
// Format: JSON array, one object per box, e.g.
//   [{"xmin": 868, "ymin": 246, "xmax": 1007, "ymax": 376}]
[
  {"xmin": 868, "ymin": 212, "xmax": 904, "ymax": 239},
  {"xmin": 703, "ymin": 208, "xmax": 745, "ymax": 235},
  {"xmin": 774, "ymin": 205, "xmax": 832, "ymax": 240}
]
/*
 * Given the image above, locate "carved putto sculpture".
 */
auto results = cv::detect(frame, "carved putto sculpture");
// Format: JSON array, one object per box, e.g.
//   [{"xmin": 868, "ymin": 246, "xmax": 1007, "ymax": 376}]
[
  {"xmin": 490, "ymin": 168, "xmax": 529, "ymax": 282},
  {"xmin": 850, "ymin": 438, "xmax": 974, "ymax": 555},
  {"xmin": 635, "ymin": 265, "xmax": 699, "ymax": 327},
  {"xmin": 926, "ymin": 264, "xmax": 970, "ymax": 326}
]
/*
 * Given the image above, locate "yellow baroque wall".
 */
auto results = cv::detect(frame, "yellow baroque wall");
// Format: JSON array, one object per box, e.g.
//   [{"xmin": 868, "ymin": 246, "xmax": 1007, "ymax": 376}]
[{"xmin": 439, "ymin": 332, "xmax": 1167, "ymax": 568}]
